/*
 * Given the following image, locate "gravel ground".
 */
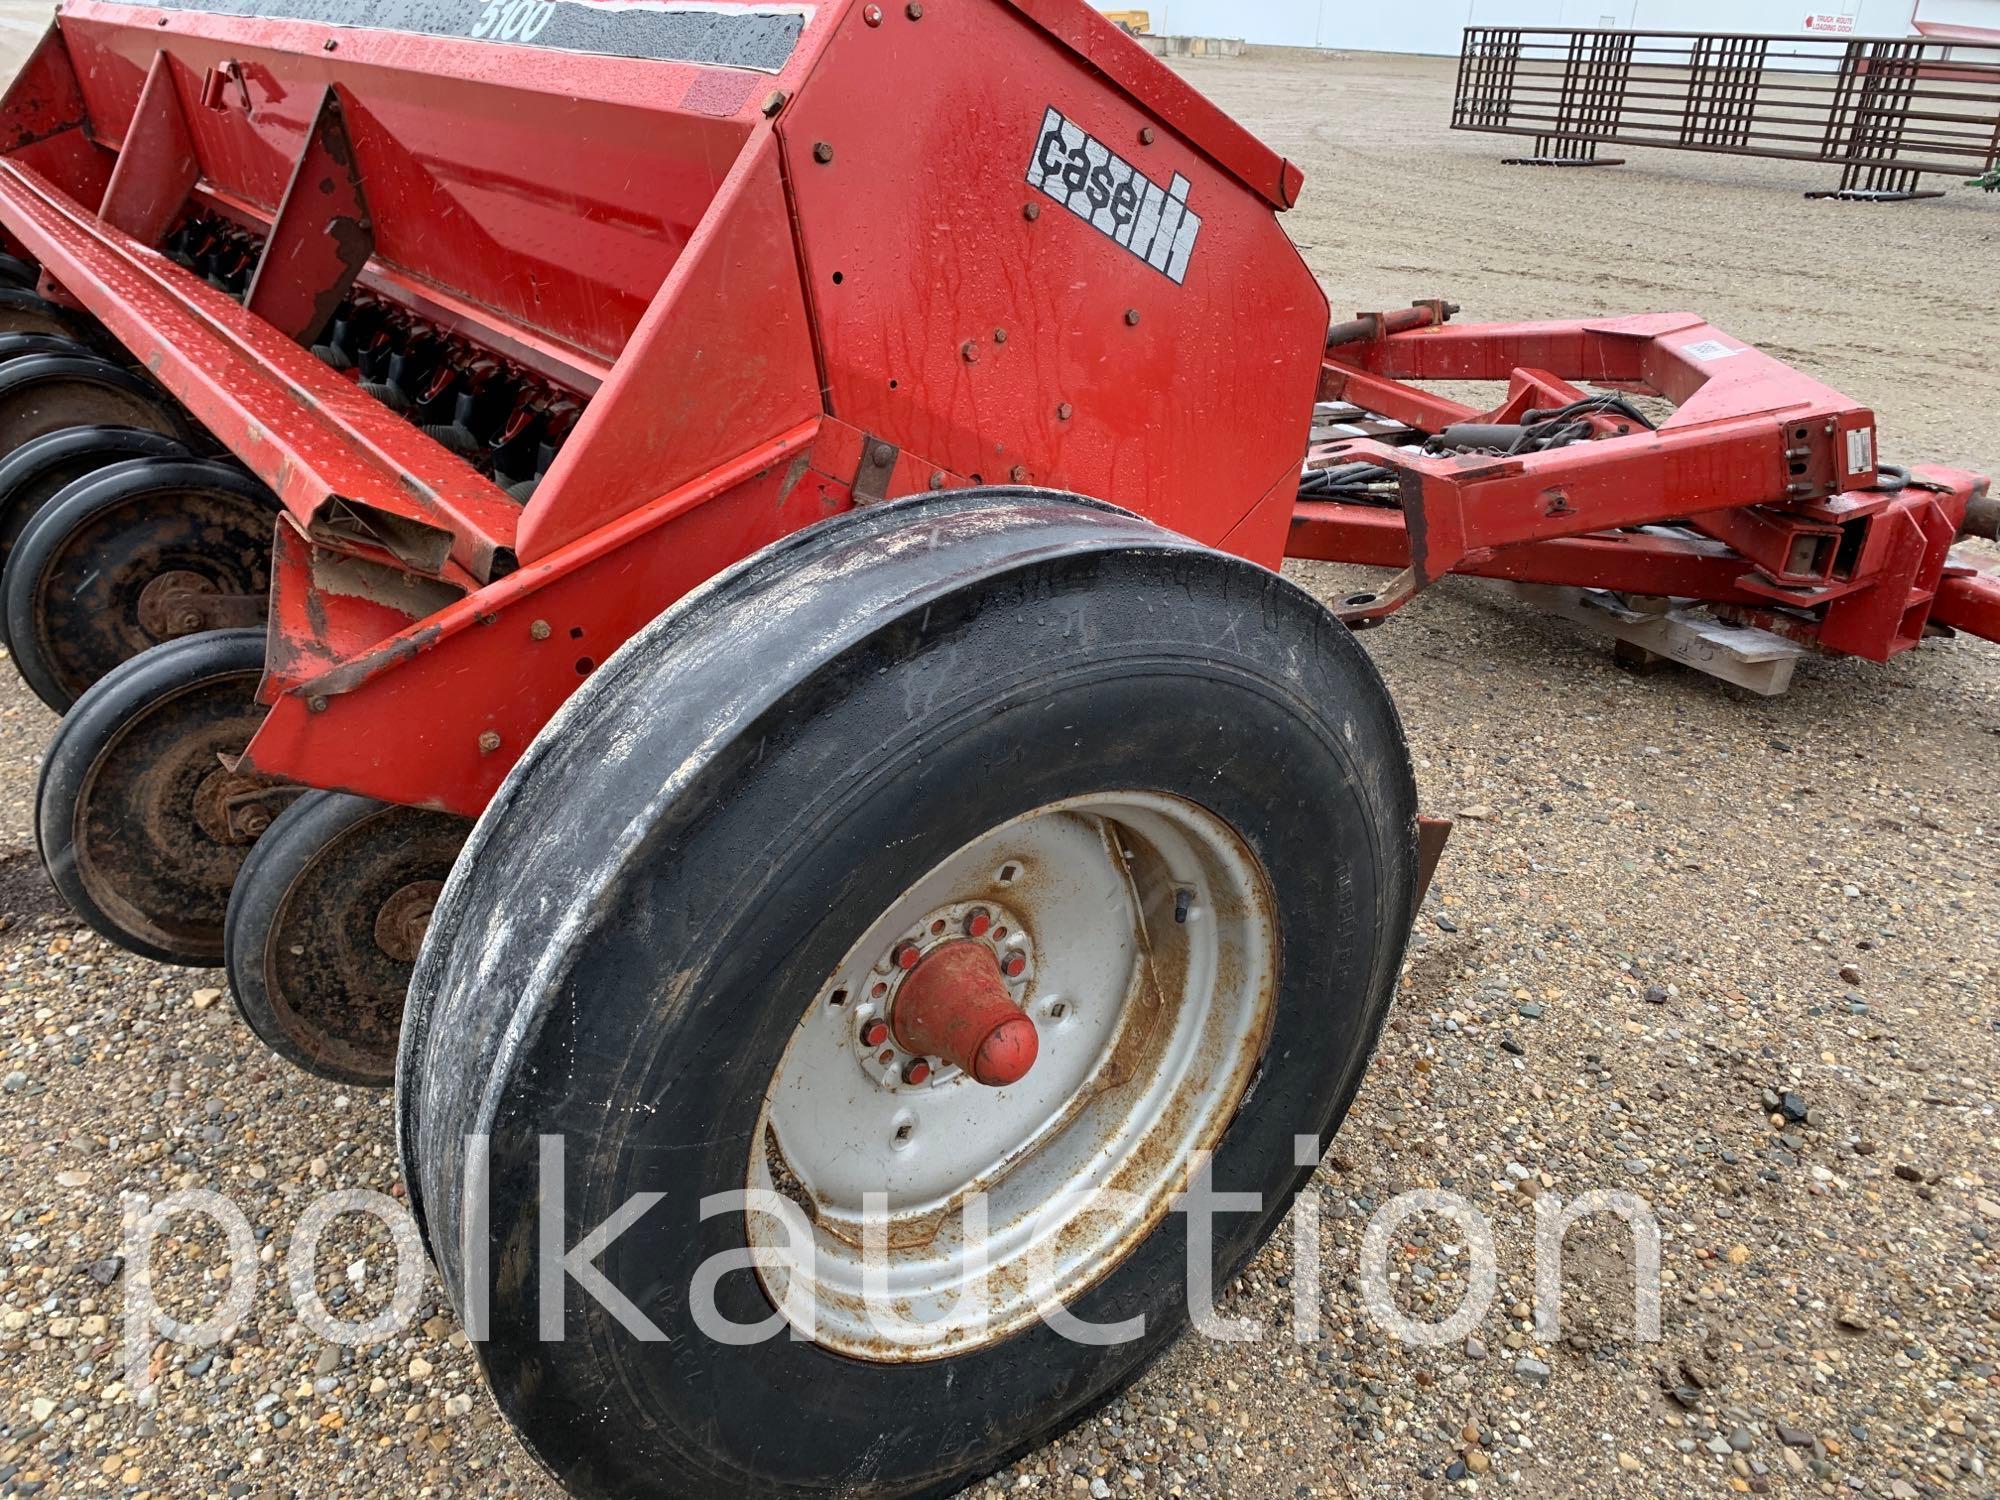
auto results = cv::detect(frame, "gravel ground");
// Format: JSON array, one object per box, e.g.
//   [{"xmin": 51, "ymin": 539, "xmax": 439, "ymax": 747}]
[{"xmin": 2, "ymin": 33, "xmax": 1998, "ymax": 1500}]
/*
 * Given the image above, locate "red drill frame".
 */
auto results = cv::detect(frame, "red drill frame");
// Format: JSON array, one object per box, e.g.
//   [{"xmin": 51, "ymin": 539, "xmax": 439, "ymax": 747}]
[
  {"xmin": 1293, "ymin": 308, "xmax": 1996, "ymax": 660},
  {"xmin": 0, "ymin": 0, "xmax": 1990, "ymax": 820}
]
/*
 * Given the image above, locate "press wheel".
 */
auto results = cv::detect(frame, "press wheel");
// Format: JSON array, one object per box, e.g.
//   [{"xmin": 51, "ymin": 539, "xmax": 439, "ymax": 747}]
[
  {"xmin": 37, "ymin": 629, "xmax": 285, "ymax": 965},
  {"xmin": 0, "ymin": 425, "xmax": 191, "ymax": 642},
  {"xmin": 226, "ymin": 792, "xmax": 471, "ymax": 1088},
  {"xmin": 0, "ymin": 353, "xmax": 191, "ymax": 459},
  {"xmin": 5, "ymin": 457, "xmax": 274, "ymax": 711}
]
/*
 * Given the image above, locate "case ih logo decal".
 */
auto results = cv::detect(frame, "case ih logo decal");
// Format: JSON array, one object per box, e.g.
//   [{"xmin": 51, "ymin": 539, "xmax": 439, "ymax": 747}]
[{"xmin": 1027, "ymin": 107, "xmax": 1202, "ymax": 285}]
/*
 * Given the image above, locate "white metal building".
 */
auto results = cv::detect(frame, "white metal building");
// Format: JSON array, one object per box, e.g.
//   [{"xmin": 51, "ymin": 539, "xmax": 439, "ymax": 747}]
[{"xmin": 1139, "ymin": 0, "xmax": 2000, "ymax": 55}]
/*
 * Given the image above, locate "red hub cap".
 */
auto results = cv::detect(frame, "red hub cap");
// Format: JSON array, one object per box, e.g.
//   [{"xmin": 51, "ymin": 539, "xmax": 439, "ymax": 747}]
[{"xmin": 892, "ymin": 940, "xmax": 1039, "ymax": 1087}]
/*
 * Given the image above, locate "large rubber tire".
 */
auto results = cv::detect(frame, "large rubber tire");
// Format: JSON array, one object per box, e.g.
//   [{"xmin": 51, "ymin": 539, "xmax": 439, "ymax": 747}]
[
  {"xmin": 0, "ymin": 426, "xmax": 191, "ymax": 642},
  {"xmin": 0, "ymin": 354, "xmax": 191, "ymax": 458},
  {"xmin": 5, "ymin": 457, "xmax": 274, "ymax": 711},
  {"xmin": 226, "ymin": 791, "xmax": 471, "ymax": 1089},
  {"xmin": 37, "ymin": 629, "xmax": 273, "ymax": 966},
  {"xmin": 399, "ymin": 492, "xmax": 1418, "ymax": 1498}
]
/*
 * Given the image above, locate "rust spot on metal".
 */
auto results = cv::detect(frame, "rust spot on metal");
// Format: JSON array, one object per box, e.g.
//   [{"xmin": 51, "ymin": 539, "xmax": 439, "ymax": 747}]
[{"xmin": 1414, "ymin": 814, "xmax": 1453, "ymax": 910}]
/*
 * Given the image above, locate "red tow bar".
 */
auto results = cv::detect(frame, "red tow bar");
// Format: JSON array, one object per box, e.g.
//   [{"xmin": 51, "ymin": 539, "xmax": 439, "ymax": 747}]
[{"xmin": 893, "ymin": 941, "xmax": 1039, "ymax": 1087}]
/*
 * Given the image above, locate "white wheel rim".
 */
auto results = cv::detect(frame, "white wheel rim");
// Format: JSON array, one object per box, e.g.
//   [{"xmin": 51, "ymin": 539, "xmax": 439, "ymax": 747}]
[{"xmin": 748, "ymin": 791, "xmax": 1278, "ymax": 1361}]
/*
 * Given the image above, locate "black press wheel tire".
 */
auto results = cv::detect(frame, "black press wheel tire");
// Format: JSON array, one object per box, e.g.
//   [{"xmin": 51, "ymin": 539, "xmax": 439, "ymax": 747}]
[
  {"xmin": 0, "ymin": 353, "xmax": 192, "ymax": 459},
  {"xmin": 5, "ymin": 457, "xmax": 276, "ymax": 711},
  {"xmin": 399, "ymin": 490, "xmax": 1419, "ymax": 1498},
  {"xmin": 37, "ymin": 628, "xmax": 275, "ymax": 966},
  {"xmin": 0, "ymin": 254, "xmax": 37, "ymax": 290},
  {"xmin": 0, "ymin": 426, "xmax": 191, "ymax": 640},
  {"xmin": 0, "ymin": 332, "xmax": 110, "ymax": 369},
  {"xmin": 226, "ymin": 792, "xmax": 471, "ymax": 1089},
  {"xmin": 0, "ymin": 287, "xmax": 97, "ymax": 343}
]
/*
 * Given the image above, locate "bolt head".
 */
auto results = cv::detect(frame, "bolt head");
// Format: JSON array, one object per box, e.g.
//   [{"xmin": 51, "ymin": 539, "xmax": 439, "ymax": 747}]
[
  {"xmin": 1124, "ymin": 308, "xmax": 1142, "ymax": 326},
  {"xmin": 1002, "ymin": 952, "xmax": 1027, "ymax": 978},
  {"xmin": 993, "ymin": 328, "xmax": 1008, "ymax": 344},
  {"xmin": 761, "ymin": 89, "xmax": 787, "ymax": 117},
  {"xmin": 961, "ymin": 340, "xmax": 979, "ymax": 364},
  {"xmin": 306, "ymin": 695, "xmax": 329, "ymax": 714},
  {"xmin": 1010, "ymin": 465, "xmax": 1031, "ymax": 484},
  {"xmin": 238, "ymin": 808, "xmax": 271, "ymax": 837},
  {"xmin": 893, "ymin": 942, "xmax": 922, "ymax": 970},
  {"xmin": 1057, "ymin": 402, "xmax": 1073, "ymax": 420},
  {"xmin": 529, "ymin": 618, "xmax": 551, "ymax": 641},
  {"xmin": 928, "ymin": 471, "xmax": 948, "ymax": 491},
  {"xmin": 478, "ymin": 729, "xmax": 502, "ymax": 754},
  {"xmin": 813, "ymin": 141, "xmax": 835, "ymax": 164},
  {"xmin": 871, "ymin": 442, "xmax": 896, "ymax": 466},
  {"xmin": 1140, "ymin": 126, "xmax": 1156, "ymax": 145},
  {"xmin": 1023, "ymin": 202, "xmax": 1041, "ymax": 221},
  {"xmin": 863, "ymin": 2, "xmax": 883, "ymax": 22},
  {"xmin": 861, "ymin": 1020, "xmax": 890, "ymax": 1047},
  {"xmin": 906, "ymin": 1, "xmax": 923, "ymax": 17},
  {"xmin": 902, "ymin": 1059, "xmax": 932, "ymax": 1085},
  {"xmin": 964, "ymin": 907, "xmax": 992, "ymax": 938}
]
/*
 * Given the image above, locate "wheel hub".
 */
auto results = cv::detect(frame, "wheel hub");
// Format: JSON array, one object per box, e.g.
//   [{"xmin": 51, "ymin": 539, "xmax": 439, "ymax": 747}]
[
  {"xmin": 848, "ymin": 897, "xmax": 1039, "ymax": 1093},
  {"xmin": 374, "ymin": 878, "xmax": 445, "ymax": 963},
  {"xmin": 136, "ymin": 569, "xmax": 217, "ymax": 639},
  {"xmin": 749, "ymin": 792, "xmax": 1278, "ymax": 1361},
  {"xmin": 191, "ymin": 761, "xmax": 291, "ymax": 844}
]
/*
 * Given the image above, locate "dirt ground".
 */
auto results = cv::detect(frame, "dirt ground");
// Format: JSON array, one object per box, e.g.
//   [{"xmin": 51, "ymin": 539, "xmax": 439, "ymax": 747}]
[{"xmin": 1, "ymin": 31, "xmax": 1997, "ymax": 1500}]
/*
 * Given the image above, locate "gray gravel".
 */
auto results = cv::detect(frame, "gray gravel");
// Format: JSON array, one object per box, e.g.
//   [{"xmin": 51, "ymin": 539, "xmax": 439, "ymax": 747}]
[{"xmin": 2, "ymin": 36, "xmax": 1998, "ymax": 1500}]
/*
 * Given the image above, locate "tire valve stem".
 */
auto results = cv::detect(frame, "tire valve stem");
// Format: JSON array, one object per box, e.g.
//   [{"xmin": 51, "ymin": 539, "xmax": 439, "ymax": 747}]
[{"xmin": 1174, "ymin": 888, "xmax": 1192, "ymax": 925}]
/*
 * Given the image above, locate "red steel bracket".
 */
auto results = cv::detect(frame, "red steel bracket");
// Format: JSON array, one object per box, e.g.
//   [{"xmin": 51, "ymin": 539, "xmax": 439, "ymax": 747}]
[{"xmin": 1289, "ymin": 312, "xmax": 1997, "ymax": 661}]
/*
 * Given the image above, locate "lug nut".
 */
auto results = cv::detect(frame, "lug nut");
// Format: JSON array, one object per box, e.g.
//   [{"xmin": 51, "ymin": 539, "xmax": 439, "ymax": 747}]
[
  {"xmin": 964, "ymin": 907, "xmax": 992, "ymax": 938},
  {"xmin": 1002, "ymin": 952, "xmax": 1027, "ymax": 978},
  {"xmin": 902, "ymin": 1059, "xmax": 932, "ymax": 1085},
  {"xmin": 893, "ymin": 941, "xmax": 922, "ymax": 970},
  {"xmin": 861, "ymin": 1019, "xmax": 890, "ymax": 1047}
]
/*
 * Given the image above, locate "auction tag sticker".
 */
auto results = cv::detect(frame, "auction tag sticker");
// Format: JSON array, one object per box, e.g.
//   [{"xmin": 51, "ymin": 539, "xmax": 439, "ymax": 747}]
[
  {"xmin": 1682, "ymin": 339, "xmax": 1746, "ymax": 362},
  {"xmin": 1026, "ymin": 107, "xmax": 1202, "ymax": 285}
]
